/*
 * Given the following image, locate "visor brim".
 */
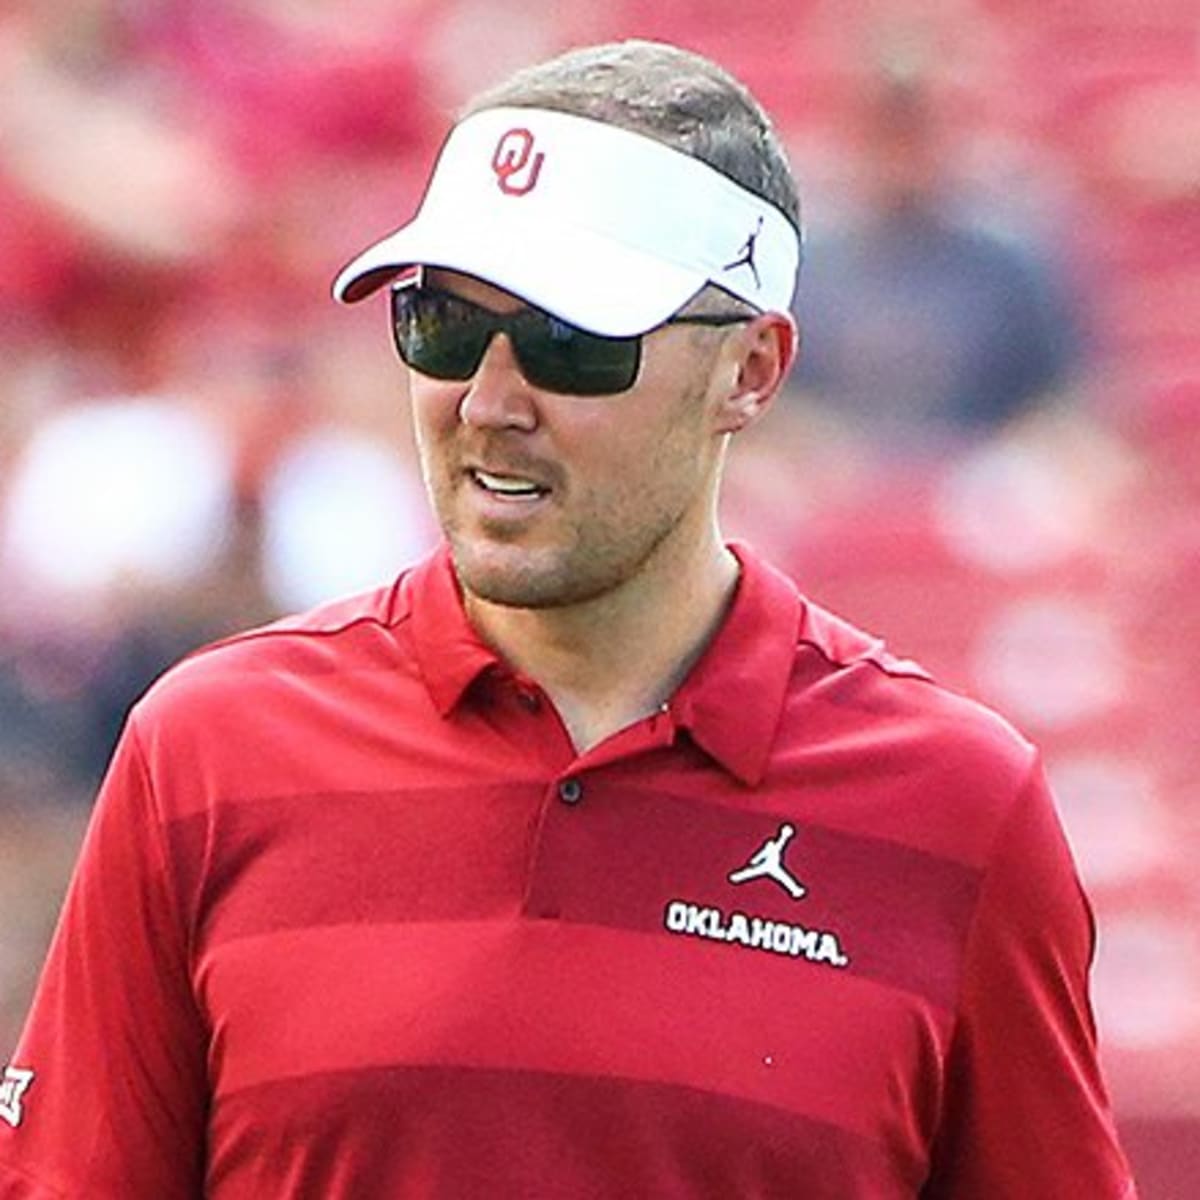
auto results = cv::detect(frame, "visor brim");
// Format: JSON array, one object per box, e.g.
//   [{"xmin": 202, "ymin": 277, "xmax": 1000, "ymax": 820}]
[{"xmin": 332, "ymin": 209, "xmax": 709, "ymax": 337}]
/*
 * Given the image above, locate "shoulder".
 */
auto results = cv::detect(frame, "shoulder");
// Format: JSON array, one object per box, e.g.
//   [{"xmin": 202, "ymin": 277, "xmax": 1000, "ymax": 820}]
[
  {"xmin": 798, "ymin": 597, "xmax": 1025, "ymax": 746},
  {"xmin": 780, "ymin": 592, "xmax": 1038, "ymax": 851},
  {"xmin": 728, "ymin": 546, "xmax": 1035, "ymax": 794},
  {"xmin": 133, "ymin": 577, "xmax": 413, "ymax": 730}
]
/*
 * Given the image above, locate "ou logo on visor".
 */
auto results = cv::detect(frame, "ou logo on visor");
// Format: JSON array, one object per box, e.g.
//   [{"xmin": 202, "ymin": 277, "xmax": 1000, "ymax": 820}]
[{"xmin": 492, "ymin": 128, "xmax": 545, "ymax": 196}]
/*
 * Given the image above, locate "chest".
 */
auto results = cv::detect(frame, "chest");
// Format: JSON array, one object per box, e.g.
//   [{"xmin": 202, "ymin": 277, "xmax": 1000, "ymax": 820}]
[{"xmin": 170, "ymin": 713, "xmax": 975, "ymax": 1196}]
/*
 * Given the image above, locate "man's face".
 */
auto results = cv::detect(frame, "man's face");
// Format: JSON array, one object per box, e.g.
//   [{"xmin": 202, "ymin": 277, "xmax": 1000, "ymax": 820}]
[{"xmin": 407, "ymin": 270, "xmax": 734, "ymax": 610}]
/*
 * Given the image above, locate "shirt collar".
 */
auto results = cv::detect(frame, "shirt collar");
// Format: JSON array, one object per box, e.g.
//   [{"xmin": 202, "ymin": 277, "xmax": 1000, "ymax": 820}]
[
  {"xmin": 404, "ymin": 542, "xmax": 804, "ymax": 785},
  {"xmin": 405, "ymin": 545, "xmax": 500, "ymax": 715},
  {"xmin": 668, "ymin": 542, "xmax": 803, "ymax": 785}
]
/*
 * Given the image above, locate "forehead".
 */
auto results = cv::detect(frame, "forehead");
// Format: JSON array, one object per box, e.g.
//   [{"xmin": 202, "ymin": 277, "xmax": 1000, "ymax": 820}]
[{"xmin": 425, "ymin": 268, "xmax": 527, "ymax": 313}]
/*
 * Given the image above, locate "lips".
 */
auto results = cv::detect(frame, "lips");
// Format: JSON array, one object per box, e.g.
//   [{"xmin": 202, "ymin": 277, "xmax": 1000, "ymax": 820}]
[{"xmin": 469, "ymin": 468, "xmax": 549, "ymax": 500}]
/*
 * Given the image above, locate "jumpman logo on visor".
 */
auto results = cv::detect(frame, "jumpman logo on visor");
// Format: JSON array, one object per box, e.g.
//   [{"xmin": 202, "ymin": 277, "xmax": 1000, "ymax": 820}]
[{"xmin": 723, "ymin": 216, "xmax": 764, "ymax": 289}]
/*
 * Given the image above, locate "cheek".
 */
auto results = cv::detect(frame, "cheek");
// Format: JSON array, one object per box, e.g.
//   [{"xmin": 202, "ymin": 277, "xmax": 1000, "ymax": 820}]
[
  {"xmin": 408, "ymin": 380, "xmax": 462, "ymax": 449},
  {"xmin": 580, "ymin": 407, "xmax": 710, "ymax": 517}
]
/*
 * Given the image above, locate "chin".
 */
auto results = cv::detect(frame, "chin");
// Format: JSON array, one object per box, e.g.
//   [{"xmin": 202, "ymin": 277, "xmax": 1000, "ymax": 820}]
[
  {"xmin": 450, "ymin": 539, "xmax": 619, "ymax": 611},
  {"xmin": 451, "ymin": 541, "xmax": 563, "ymax": 609}
]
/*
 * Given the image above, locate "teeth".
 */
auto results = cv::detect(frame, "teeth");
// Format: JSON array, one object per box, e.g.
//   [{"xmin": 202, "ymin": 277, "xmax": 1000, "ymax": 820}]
[{"xmin": 473, "ymin": 469, "xmax": 543, "ymax": 496}]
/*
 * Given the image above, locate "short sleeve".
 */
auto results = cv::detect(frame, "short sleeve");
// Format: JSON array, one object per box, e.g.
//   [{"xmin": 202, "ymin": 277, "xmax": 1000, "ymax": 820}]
[
  {"xmin": 922, "ymin": 762, "xmax": 1137, "ymax": 1198},
  {"xmin": 0, "ymin": 720, "xmax": 208, "ymax": 1198}
]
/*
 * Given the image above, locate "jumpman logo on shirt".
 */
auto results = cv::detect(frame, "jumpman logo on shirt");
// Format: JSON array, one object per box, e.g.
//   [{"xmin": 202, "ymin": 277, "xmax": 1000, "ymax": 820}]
[
  {"xmin": 728, "ymin": 823, "xmax": 807, "ymax": 899},
  {"xmin": 722, "ymin": 216, "xmax": 764, "ymax": 289}
]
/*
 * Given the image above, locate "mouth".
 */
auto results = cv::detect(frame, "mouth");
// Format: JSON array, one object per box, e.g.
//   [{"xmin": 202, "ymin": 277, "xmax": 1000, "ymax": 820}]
[{"xmin": 468, "ymin": 468, "xmax": 551, "ymax": 502}]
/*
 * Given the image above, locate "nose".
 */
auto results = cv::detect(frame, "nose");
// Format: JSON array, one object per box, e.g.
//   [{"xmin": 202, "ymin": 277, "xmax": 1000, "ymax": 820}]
[{"xmin": 456, "ymin": 334, "xmax": 538, "ymax": 431}]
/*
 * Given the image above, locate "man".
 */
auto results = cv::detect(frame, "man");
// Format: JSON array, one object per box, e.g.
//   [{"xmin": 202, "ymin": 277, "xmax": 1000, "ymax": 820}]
[
  {"xmin": 793, "ymin": 59, "xmax": 1083, "ymax": 452},
  {"xmin": 0, "ymin": 40, "xmax": 1135, "ymax": 1199}
]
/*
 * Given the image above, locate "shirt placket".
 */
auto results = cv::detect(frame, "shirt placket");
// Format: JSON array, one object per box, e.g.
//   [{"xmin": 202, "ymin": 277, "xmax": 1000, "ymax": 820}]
[{"xmin": 519, "ymin": 701, "xmax": 679, "ymax": 922}]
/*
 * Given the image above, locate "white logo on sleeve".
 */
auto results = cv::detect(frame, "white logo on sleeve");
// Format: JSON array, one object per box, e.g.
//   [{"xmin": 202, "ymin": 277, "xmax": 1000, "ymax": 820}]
[
  {"xmin": 0, "ymin": 1066, "xmax": 34, "ymax": 1129},
  {"xmin": 728, "ymin": 823, "xmax": 807, "ymax": 899}
]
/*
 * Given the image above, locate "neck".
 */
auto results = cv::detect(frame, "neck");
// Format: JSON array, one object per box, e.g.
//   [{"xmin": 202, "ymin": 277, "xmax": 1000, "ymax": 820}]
[{"xmin": 463, "ymin": 532, "xmax": 741, "ymax": 753}]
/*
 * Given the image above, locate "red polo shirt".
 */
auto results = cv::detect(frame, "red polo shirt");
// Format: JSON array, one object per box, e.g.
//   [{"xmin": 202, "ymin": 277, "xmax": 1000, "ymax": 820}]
[{"xmin": 0, "ymin": 544, "xmax": 1135, "ymax": 1198}]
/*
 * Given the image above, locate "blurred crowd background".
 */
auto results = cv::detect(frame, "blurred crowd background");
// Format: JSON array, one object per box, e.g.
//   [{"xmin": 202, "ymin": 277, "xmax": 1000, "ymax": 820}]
[{"xmin": 1, "ymin": 0, "xmax": 1197, "ymax": 1192}]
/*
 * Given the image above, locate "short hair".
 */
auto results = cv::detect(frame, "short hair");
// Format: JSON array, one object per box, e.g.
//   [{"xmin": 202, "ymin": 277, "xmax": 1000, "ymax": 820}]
[{"xmin": 461, "ymin": 40, "xmax": 801, "ymax": 236}]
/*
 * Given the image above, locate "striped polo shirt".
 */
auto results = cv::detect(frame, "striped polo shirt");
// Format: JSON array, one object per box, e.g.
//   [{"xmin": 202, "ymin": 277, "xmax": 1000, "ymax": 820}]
[{"xmin": 0, "ymin": 543, "xmax": 1134, "ymax": 1198}]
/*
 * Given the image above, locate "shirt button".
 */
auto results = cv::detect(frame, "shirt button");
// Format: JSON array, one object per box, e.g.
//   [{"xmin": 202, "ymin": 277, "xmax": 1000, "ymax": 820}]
[{"xmin": 558, "ymin": 777, "xmax": 583, "ymax": 805}]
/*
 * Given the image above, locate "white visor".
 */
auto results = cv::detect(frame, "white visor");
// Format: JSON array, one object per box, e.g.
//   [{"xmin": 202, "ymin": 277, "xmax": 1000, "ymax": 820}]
[{"xmin": 332, "ymin": 107, "xmax": 801, "ymax": 336}]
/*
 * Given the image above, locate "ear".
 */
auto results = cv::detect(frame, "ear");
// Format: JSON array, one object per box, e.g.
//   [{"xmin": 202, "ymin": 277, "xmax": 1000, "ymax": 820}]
[{"xmin": 711, "ymin": 311, "xmax": 800, "ymax": 435}]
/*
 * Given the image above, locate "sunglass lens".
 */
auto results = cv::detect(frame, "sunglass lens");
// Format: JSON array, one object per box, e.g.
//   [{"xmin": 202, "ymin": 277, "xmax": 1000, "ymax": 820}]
[
  {"xmin": 515, "ymin": 314, "xmax": 640, "ymax": 395},
  {"xmin": 392, "ymin": 291, "xmax": 489, "ymax": 381}
]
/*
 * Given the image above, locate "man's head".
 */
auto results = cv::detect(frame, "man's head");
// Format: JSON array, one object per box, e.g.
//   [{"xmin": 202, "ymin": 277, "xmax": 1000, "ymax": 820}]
[
  {"xmin": 333, "ymin": 40, "xmax": 802, "ymax": 335},
  {"xmin": 334, "ymin": 42, "xmax": 801, "ymax": 611}
]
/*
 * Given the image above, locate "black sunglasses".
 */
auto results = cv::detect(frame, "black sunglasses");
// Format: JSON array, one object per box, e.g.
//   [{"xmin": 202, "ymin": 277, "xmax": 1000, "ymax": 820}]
[{"xmin": 390, "ymin": 284, "xmax": 753, "ymax": 396}]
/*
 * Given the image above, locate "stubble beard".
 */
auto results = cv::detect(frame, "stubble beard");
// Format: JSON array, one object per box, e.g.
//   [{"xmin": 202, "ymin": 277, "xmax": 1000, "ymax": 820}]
[
  {"xmin": 428, "ymin": 429, "xmax": 707, "ymax": 611},
  {"xmin": 443, "ymin": 493, "xmax": 687, "ymax": 611},
  {"xmin": 425, "ymin": 343, "xmax": 720, "ymax": 612}
]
